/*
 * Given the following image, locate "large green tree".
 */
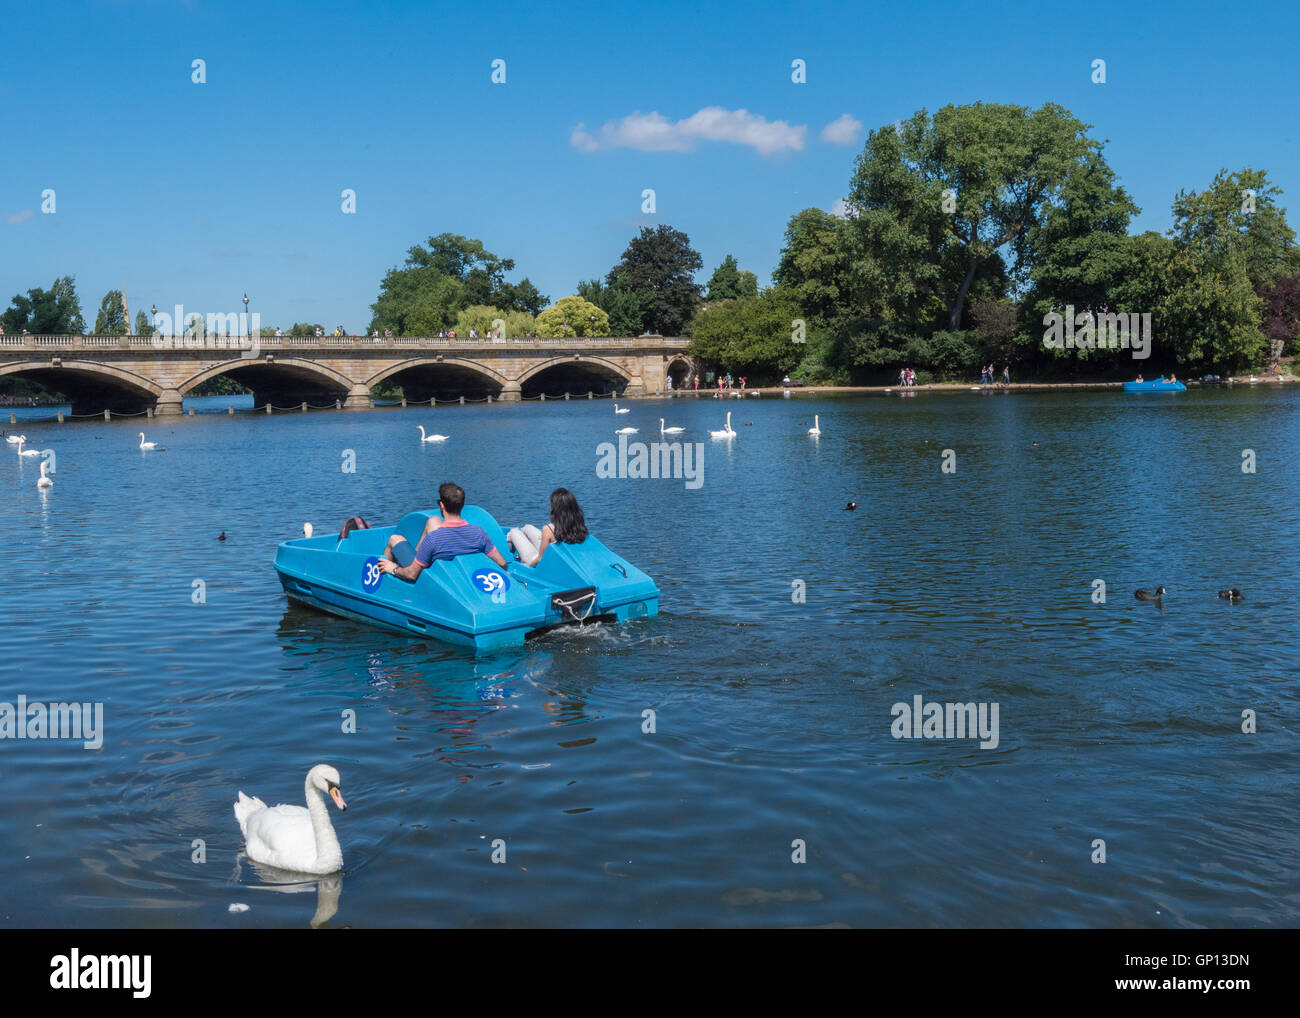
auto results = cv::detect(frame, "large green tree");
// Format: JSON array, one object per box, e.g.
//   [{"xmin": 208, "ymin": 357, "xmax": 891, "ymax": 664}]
[
  {"xmin": 605, "ymin": 225, "xmax": 702, "ymax": 335},
  {"xmin": 369, "ymin": 233, "xmax": 548, "ymax": 333},
  {"xmin": 1171, "ymin": 168, "xmax": 1299, "ymax": 293},
  {"xmin": 845, "ymin": 103, "xmax": 1107, "ymax": 335},
  {"xmin": 1, "ymin": 276, "xmax": 86, "ymax": 334},
  {"xmin": 688, "ymin": 288, "xmax": 803, "ymax": 377}
]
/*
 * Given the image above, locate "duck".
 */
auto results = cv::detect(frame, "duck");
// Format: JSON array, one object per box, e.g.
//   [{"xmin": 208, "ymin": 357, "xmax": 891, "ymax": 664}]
[
  {"xmin": 808, "ymin": 415, "xmax": 821, "ymax": 436},
  {"xmin": 843, "ymin": 501, "xmax": 858, "ymax": 511},
  {"xmin": 1134, "ymin": 586, "xmax": 1166, "ymax": 602},
  {"xmin": 659, "ymin": 418, "xmax": 685, "ymax": 435},
  {"xmin": 613, "ymin": 403, "xmax": 630, "ymax": 414},
  {"xmin": 1217, "ymin": 588, "xmax": 1243, "ymax": 603},
  {"xmin": 138, "ymin": 432, "xmax": 158, "ymax": 450},
  {"xmin": 708, "ymin": 411, "xmax": 735, "ymax": 439},
  {"xmin": 615, "ymin": 426, "xmax": 638, "ymax": 435},
  {"xmin": 36, "ymin": 461, "xmax": 52, "ymax": 489},
  {"xmin": 217, "ymin": 531, "xmax": 227, "ymax": 542},
  {"xmin": 417, "ymin": 425, "xmax": 448, "ymax": 442},
  {"xmin": 233, "ymin": 764, "xmax": 348, "ymax": 875}
]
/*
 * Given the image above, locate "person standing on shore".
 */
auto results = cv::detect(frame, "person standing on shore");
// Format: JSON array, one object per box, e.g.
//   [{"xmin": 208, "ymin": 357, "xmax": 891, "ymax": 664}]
[{"xmin": 1002, "ymin": 364, "xmax": 1010, "ymax": 386}]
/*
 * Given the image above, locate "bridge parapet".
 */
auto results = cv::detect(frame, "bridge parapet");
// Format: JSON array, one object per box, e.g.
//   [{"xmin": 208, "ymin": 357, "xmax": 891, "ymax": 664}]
[{"xmin": 0, "ymin": 333, "xmax": 690, "ymax": 352}]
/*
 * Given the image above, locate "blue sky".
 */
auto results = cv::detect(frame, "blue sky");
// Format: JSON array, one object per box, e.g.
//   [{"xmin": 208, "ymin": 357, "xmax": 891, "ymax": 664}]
[{"xmin": 3, "ymin": 0, "xmax": 1297, "ymax": 331}]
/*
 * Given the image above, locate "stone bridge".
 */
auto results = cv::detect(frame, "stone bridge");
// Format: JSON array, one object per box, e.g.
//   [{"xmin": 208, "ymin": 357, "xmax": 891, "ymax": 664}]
[{"xmin": 0, "ymin": 334, "xmax": 696, "ymax": 415}]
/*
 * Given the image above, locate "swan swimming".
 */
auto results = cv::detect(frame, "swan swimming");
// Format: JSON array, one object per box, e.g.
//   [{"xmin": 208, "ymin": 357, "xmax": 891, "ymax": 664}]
[
  {"xmin": 660, "ymin": 418, "xmax": 685, "ymax": 435},
  {"xmin": 303, "ymin": 523, "xmax": 314, "ymax": 538},
  {"xmin": 15, "ymin": 439, "xmax": 41, "ymax": 458},
  {"xmin": 234, "ymin": 764, "xmax": 348, "ymax": 875},
  {"xmin": 138, "ymin": 432, "xmax": 158, "ymax": 450},
  {"xmin": 709, "ymin": 411, "xmax": 735, "ymax": 439},
  {"xmin": 417, "ymin": 425, "xmax": 449, "ymax": 442},
  {"xmin": 808, "ymin": 415, "xmax": 821, "ymax": 436},
  {"xmin": 613, "ymin": 403, "xmax": 630, "ymax": 414},
  {"xmin": 615, "ymin": 426, "xmax": 638, "ymax": 435},
  {"xmin": 37, "ymin": 461, "xmax": 52, "ymax": 489},
  {"xmin": 5, "ymin": 434, "xmax": 25, "ymax": 445}
]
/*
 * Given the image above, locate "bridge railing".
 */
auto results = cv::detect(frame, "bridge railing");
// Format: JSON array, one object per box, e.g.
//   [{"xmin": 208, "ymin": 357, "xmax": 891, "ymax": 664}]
[{"xmin": 0, "ymin": 333, "xmax": 689, "ymax": 350}]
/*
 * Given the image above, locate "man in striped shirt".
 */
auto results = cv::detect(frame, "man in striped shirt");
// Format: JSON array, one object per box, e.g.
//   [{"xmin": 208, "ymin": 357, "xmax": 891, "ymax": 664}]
[{"xmin": 378, "ymin": 481, "xmax": 508, "ymax": 580}]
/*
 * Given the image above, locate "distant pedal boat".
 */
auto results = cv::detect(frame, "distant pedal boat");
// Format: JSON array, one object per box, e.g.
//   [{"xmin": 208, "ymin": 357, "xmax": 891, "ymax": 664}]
[
  {"xmin": 1123, "ymin": 379, "xmax": 1186, "ymax": 393},
  {"xmin": 274, "ymin": 505, "xmax": 659, "ymax": 652}
]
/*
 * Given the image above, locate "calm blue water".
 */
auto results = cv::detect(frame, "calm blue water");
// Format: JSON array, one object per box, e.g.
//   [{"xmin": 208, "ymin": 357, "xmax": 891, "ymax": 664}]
[{"xmin": 2, "ymin": 388, "xmax": 1297, "ymax": 927}]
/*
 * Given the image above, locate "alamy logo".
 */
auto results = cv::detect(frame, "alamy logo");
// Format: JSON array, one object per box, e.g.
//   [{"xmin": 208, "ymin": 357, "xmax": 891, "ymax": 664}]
[
  {"xmin": 595, "ymin": 435, "xmax": 704, "ymax": 490},
  {"xmin": 50, "ymin": 949, "xmax": 151, "ymax": 998},
  {"xmin": 1042, "ymin": 305, "xmax": 1151, "ymax": 360},
  {"xmin": 890, "ymin": 694, "xmax": 1000, "ymax": 750},
  {"xmin": 0, "ymin": 696, "xmax": 103, "ymax": 749}
]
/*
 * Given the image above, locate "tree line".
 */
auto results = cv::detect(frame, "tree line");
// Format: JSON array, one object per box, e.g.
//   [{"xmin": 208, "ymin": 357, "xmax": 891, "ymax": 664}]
[{"xmin": 7, "ymin": 102, "xmax": 1298, "ymax": 386}]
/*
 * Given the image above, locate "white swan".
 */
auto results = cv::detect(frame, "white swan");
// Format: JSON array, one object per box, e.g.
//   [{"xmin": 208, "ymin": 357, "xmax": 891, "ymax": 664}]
[
  {"xmin": 613, "ymin": 403, "xmax": 630, "ymax": 414},
  {"xmin": 5, "ymin": 434, "xmax": 25, "ymax": 445},
  {"xmin": 660, "ymin": 418, "xmax": 685, "ymax": 435},
  {"xmin": 808, "ymin": 415, "xmax": 821, "ymax": 436},
  {"xmin": 37, "ymin": 461, "xmax": 52, "ymax": 489},
  {"xmin": 138, "ymin": 432, "xmax": 157, "ymax": 450},
  {"xmin": 709, "ymin": 411, "xmax": 735, "ymax": 439},
  {"xmin": 234, "ymin": 764, "xmax": 348, "ymax": 875},
  {"xmin": 615, "ymin": 426, "xmax": 638, "ymax": 435},
  {"xmin": 418, "ymin": 425, "xmax": 448, "ymax": 442},
  {"xmin": 16, "ymin": 439, "xmax": 41, "ymax": 458},
  {"xmin": 302, "ymin": 523, "xmax": 314, "ymax": 538}
]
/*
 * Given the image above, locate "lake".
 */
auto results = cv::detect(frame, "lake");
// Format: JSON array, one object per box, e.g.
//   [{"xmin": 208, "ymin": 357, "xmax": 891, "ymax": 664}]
[{"xmin": 1, "ymin": 386, "xmax": 1297, "ymax": 927}]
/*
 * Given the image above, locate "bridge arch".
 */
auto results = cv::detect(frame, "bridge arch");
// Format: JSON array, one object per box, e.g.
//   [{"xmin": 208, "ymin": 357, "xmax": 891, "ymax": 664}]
[
  {"xmin": 0, "ymin": 359, "xmax": 162, "ymax": 414},
  {"xmin": 516, "ymin": 355, "xmax": 632, "ymax": 398},
  {"xmin": 177, "ymin": 357, "xmax": 357, "ymax": 399},
  {"xmin": 364, "ymin": 356, "xmax": 509, "ymax": 402}
]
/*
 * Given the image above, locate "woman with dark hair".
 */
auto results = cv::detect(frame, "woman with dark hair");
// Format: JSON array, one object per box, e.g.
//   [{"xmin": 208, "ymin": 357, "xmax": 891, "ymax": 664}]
[{"xmin": 508, "ymin": 488, "xmax": 589, "ymax": 567}]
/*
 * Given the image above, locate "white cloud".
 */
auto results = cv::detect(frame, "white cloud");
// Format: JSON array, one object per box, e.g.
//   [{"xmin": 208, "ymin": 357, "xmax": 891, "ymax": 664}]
[
  {"xmin": 4, "ymin": 209, "xmax": 34, "ymax": 225},
  {"xmin": 820, "ymin": 114, "xmax": 862, "ymax": 146},
  {"xmin": 572, "ymin": 107, "xmax": 806, "ymax": 157}
]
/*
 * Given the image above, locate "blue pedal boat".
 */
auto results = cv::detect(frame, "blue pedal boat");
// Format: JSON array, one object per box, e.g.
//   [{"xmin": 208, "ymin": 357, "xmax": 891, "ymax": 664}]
[
  {"xmin": 274, "ymin": 506, "xmax": 659, "ymax": 651},
  {"xmin": 1123, "ymin": 378, "xmax": 1187, "ymax": 393}
]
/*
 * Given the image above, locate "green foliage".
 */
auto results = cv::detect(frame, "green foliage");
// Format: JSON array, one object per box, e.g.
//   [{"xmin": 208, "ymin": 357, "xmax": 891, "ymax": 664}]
[
  {"xmin": 774, "ymin": 208, "xmax": 852, "ymax": 325},
  {"xmin": 453, "ymin": 305, "xmax": 536, "ymax": 337},
  {"xmin": 369, "ymin": 233, "xmax": 547, "ymax": 334},
  {"xmin": 1, "ymin": 276, "xmax": 86, "ymax": 334},
  {"xmin": 687, "ymin": 288, "xmax": 803, "ymax": 377},
  {"xmin": 605, "ymin": 225, "xmax": 702, "ymax": 334},
  {"xmin": 705, "ymin": 255, "xmax": 758, "ymax": 300},
  {"xmin": 577, "ymin": 277, "xmax": 644, "ymax": 335},
  {"xmin": 190, "ymin": 375, "xmax": 252, "ymax": 397},
  {"xmin": 133, "ymin": 309, "xmax": 154, "ymax": 336},
  {"xmin": 94, "ymin": 289, "xmax": 128, "ymax": 335},
  {"xmin": 287, "ymin": 322, "xmax": 325, "ymax": 336},
  {"xmin": 1171, "ymin": 168, "xmax": 1299, "ymax": 293},
  {"xmin": 536, "ymin": 296, "xmax": 609, "ymax": 337}
]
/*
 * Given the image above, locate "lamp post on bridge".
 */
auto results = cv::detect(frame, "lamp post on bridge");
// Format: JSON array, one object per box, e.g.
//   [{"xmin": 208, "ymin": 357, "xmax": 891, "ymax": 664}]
[
  {"xmin": 150, "ymin": 305, "xmax": 157, "ymax": 338},
  {"xmin": 243, "ymin": 293, "xmax": 250, "ymax": 338}
]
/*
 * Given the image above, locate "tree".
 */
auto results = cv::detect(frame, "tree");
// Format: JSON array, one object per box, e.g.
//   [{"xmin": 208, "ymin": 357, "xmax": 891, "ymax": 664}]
[
  {"xmin": 687, "ymin": 288, "xmax": 803, "ymax": 377},
  {"xmin": 969, "ymin": 298, "xmax": 1019, "ymax": 362},
  {"xmin": 453, "ymin": 305, "xmax": 536, "ymax": 338},
  {"xmin": 287, "ymin": 322, "xmax": 325, "ymax": 336},
  {"xmin": 535, "ymin": 296, "xmax": 609, "ymax": 337},
  {"xmin": 369, "ymin": 233, "xmax": 546, "ymax": 333},
  {"xmin": 846, "ymin": 103, "xmax": 1104, "ymax": 333},
  {"xmin": 605, "ymin": 225, "xmax": 703, "ymax": 334},
  {"xmin": 774, "ymin": 208, "xmax": 852, "ymax": 325},
  {"xmin": 706, "ymin": 255, "xmax": 758, "ymax": 300},
  {"xmin": 95, "ymin": 289, "xmax": 128, "ymax": 335},
  {"xmin": 1, "ymin": 276, "xmax": 86, "ymax": 334},
  {"xmin": 1171, "ymin": 168, "xmax": 1299, "ymax": 294},
  {"xmin": 133, "ymin": 309, "xmax": 154, "ymax": 336},
  {"xmin": 577, "ymin": 277, "xmax": 644, "ymax": 336}
]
